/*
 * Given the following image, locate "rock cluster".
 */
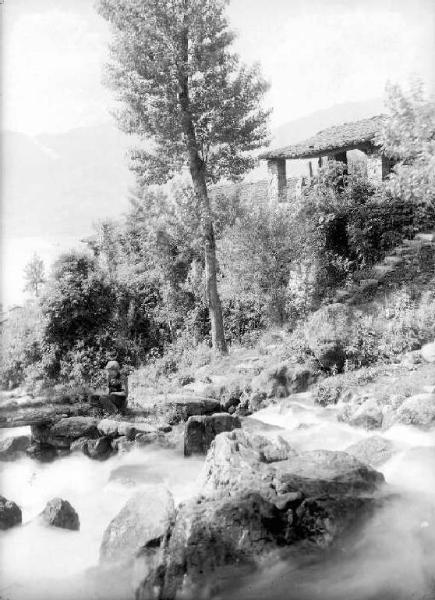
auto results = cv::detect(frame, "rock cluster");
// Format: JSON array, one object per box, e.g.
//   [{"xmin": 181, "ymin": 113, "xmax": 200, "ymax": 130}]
[
  {"xmin": 337, "ymin": 391, "xmax": 435, "ymax": 431},
  {"xmin": 132, "ymin": 429, "xmax": 384, "ymax": 599},
  {"xmin": 26, "ymin": 415, "xmax": 175, "ymax": 461}
]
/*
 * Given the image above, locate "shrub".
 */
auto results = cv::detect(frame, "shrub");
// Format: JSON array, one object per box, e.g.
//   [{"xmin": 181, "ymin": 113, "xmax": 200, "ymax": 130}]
[
  {"xmin": 380, "ymin": 81, "xmax": 435, "ymax": 208},
  {"xmin": 0, "ymin": 302, "xmax": 44, "ymax": 389},
  {"xmin": 219, "ymin": 203, "xmax": 296, "ymax": 327},
  {"xmin": 329, "ymin": 287, "xmax": 435, "ymax": 370}
]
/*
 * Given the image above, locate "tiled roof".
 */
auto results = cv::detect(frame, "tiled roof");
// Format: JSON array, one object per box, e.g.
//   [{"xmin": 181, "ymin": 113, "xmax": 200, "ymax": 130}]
[{"xmin": 260, "ymin": 115, "xmax": 387, "ymax": 160}]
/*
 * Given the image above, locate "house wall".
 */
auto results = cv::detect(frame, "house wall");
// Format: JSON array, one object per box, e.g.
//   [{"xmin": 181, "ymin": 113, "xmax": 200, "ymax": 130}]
[{"xmin": 267, "ymin": 159, "xmax": 287, "ymax": 203}]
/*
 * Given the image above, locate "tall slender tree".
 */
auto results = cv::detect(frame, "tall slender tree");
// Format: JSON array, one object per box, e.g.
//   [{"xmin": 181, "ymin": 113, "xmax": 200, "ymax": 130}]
[{"xmin": 97, "ymin": 0, "xmax": 270, "ymax": 353}]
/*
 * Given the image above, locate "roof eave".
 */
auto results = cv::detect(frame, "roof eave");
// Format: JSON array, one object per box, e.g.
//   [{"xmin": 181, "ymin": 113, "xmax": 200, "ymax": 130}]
[{"xmin": 260, "ymin": 140, "xmax": 379, "ymax": 161}]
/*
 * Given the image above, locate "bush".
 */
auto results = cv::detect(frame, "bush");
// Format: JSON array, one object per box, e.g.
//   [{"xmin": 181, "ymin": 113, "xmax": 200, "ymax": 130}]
[
  {"xmin": 0, "ymin": 302, "xmax": 44, "ymax": 389},
  {"xmin": 219, "ymin": 203, "xmax": 296, "ymax": 327},
  {"xmin": 380, "ymin": 81, "xmax": 435, "ymax": 208},
  {"xmin": 347, "ymin": 192, "xmax": 435, "ymax": 267},
  {"xmin": 326, "ymin": 287, "xmax": 435, "ymax": 370}
]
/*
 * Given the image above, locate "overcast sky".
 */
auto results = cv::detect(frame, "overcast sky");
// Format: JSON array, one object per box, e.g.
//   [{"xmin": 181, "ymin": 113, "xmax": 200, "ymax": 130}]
[{"xmin": 3, "ymin": 0, "xmax": 435, "ymax": 135}]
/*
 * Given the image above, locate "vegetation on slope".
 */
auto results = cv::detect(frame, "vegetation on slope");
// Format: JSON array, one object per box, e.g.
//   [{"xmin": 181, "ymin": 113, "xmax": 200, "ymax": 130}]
[{"xmin": 1, "ymin": 84, "xmax": 434, "ymax": 395}]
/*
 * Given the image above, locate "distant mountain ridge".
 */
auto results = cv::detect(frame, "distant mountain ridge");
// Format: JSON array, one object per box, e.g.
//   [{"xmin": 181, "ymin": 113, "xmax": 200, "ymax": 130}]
[{"xmin": 1, "ymin": 97, "xmax": 384, "ymax": 239}]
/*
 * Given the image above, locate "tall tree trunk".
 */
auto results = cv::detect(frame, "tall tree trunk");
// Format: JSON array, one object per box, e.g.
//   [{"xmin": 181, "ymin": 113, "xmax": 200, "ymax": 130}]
[
  {"xmin": 178, "ymin": 30, "xmax": 227, "ymax": 354},
  {"xmin": 185, "ymin": 143, "xmax": 227, "ymax": 354}
]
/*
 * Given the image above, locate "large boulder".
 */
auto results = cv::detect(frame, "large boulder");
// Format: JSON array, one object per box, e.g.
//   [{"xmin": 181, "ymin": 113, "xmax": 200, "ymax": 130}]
[
  {"xmin": 198, "ymin": 430, "xmax": 293, "ymax": 499},
  {"xmin": 386, "ymin": 393, "xmax": 435, "ymax": 428},
  {"xmin": 305, "ymin": 303, "xmax": 355, "ymax": 370},
  {"xmin": 201, "ymin": 430, "xmax": 384, "ymax": 499},
  {"xmin": 100, "ymin": 487, "xmax": 174, "ymax": 565},
  {"xmin": 0, "ymin": 434, "xmax": 30, "ymax": 461},
  {"xmin": 184, "ymin": 413, "xmax": 241, "ymax": 456},
  {"xmin": 135, "ymin": 430, "xmax": 384, "ymax": 599},
  {"xmin": 0, "ymin": 495, "xmax": 22, "ymax": 530},
  {"xmin": 137, "ymin": 430, "xmax": 382, "ymax": 600},
  {"xmin": 421, "ymin": 341, "xmax": 435, "ymax": 363},
  {"xmin": 40, "ymin": 498, "xmax": 80, "ymax": 530},
  {"xmin": 137, "ymin": 491, "xmax": 377, "ymax": 600},
  {"xmin": 199, "ymin": 430, "xmax": 383, "ymax": 500},
  {"xmin": 140, "ymin": 492, "xmax": 293, "ymax": 599}
]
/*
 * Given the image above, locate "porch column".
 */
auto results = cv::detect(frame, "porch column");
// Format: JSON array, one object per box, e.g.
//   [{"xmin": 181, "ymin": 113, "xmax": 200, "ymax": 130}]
[
  {"xmin": 366, "ymin": 150, "xmax": 391, "ymax": 183},
  {"xmin": 267, "ymin": 158, "xmax": 287, "ymax": 204}
]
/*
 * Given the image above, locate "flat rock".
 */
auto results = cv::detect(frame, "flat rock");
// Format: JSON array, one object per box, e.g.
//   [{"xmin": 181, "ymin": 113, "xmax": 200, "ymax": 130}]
[
  {"xmin": 97, "ymin": 418, "xmax": 157, "ymax": 439},
  {"xmin": 155, "ymin": 394, "xmax": 221, "ymax": 425},
  {"xmin": 100, "ymin": 486, "xmax": 174, "ymax": 565},
  {"xmin": 273, "ymin": 449, "xmax": 384, "ymax": 496},
  {"xmin": 40, "ymin": 497, "xmax": 80, "ymax": 530},
  {"xmin": 0, "ymin": 495, "xmax": 22, "ymax": 530},
  {"xmin": 0, "ymin": 402, "xmax": 93, "ymax": 428},
  {"xmin": 48, "ymin": 416, "xmax": 99, "ymax": 443}
]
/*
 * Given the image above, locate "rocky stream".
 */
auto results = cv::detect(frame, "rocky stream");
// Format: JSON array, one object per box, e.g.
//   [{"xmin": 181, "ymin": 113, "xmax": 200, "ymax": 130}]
[{"xmin": 0, "ymin": 354, "xmax": 435, "ymax": 600}]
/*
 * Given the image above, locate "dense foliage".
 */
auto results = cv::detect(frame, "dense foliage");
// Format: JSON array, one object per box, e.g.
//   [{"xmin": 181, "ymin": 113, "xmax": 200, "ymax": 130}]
[
  {"xmin": 2, "ymin": 84, "xmax": 434, "ymax": 391},
  {"xmin": 97, "ymin": 0, "xmax": 271, "ymax": 353}
]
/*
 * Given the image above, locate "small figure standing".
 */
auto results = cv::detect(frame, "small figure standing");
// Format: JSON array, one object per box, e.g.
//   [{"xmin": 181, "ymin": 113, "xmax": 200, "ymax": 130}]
[{"xmin": 90, "ymin": 360, "xmax": 128, "ymax": 415}]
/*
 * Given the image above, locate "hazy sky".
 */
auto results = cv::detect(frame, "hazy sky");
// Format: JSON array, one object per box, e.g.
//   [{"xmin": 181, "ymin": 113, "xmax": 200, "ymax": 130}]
[{"xmin": 3, "ymin": 0, "xmax": 435, "ymax": 135}]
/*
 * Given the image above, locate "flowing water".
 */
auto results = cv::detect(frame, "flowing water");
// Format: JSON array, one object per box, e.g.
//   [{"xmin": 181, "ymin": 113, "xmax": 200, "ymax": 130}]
[
  {"xmin": 0, "ymin": 431, "xmax": 203, "ymax": 600},
  {"xmin": 0, "ymin": 395, "xmax": 434, "ymax": 600}
]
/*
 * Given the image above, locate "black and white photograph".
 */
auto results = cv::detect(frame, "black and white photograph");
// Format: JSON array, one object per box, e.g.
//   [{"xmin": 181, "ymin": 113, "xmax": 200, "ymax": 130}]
[{"xmin": 1, "ymin": 0, "xmax": 435, "ymax": 599}]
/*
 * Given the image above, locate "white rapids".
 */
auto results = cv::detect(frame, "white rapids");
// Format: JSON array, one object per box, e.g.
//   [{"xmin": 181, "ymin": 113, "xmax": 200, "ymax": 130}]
[{"xmin": 0, "ymin": 393, "xmax": 434, "ymax": 600}]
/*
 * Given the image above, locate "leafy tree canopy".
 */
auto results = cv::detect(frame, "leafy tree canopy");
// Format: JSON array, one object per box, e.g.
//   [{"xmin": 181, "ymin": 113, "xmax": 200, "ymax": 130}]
[{"xmin": 97, "ymin": 0, "xmax": 270, "ymax": 185}]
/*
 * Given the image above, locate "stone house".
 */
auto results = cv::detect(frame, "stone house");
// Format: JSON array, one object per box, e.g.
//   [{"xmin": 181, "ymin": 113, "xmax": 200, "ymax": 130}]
[{"xmin": 259, "ymin": 115, "xmax": 395, "ymax": 204}]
